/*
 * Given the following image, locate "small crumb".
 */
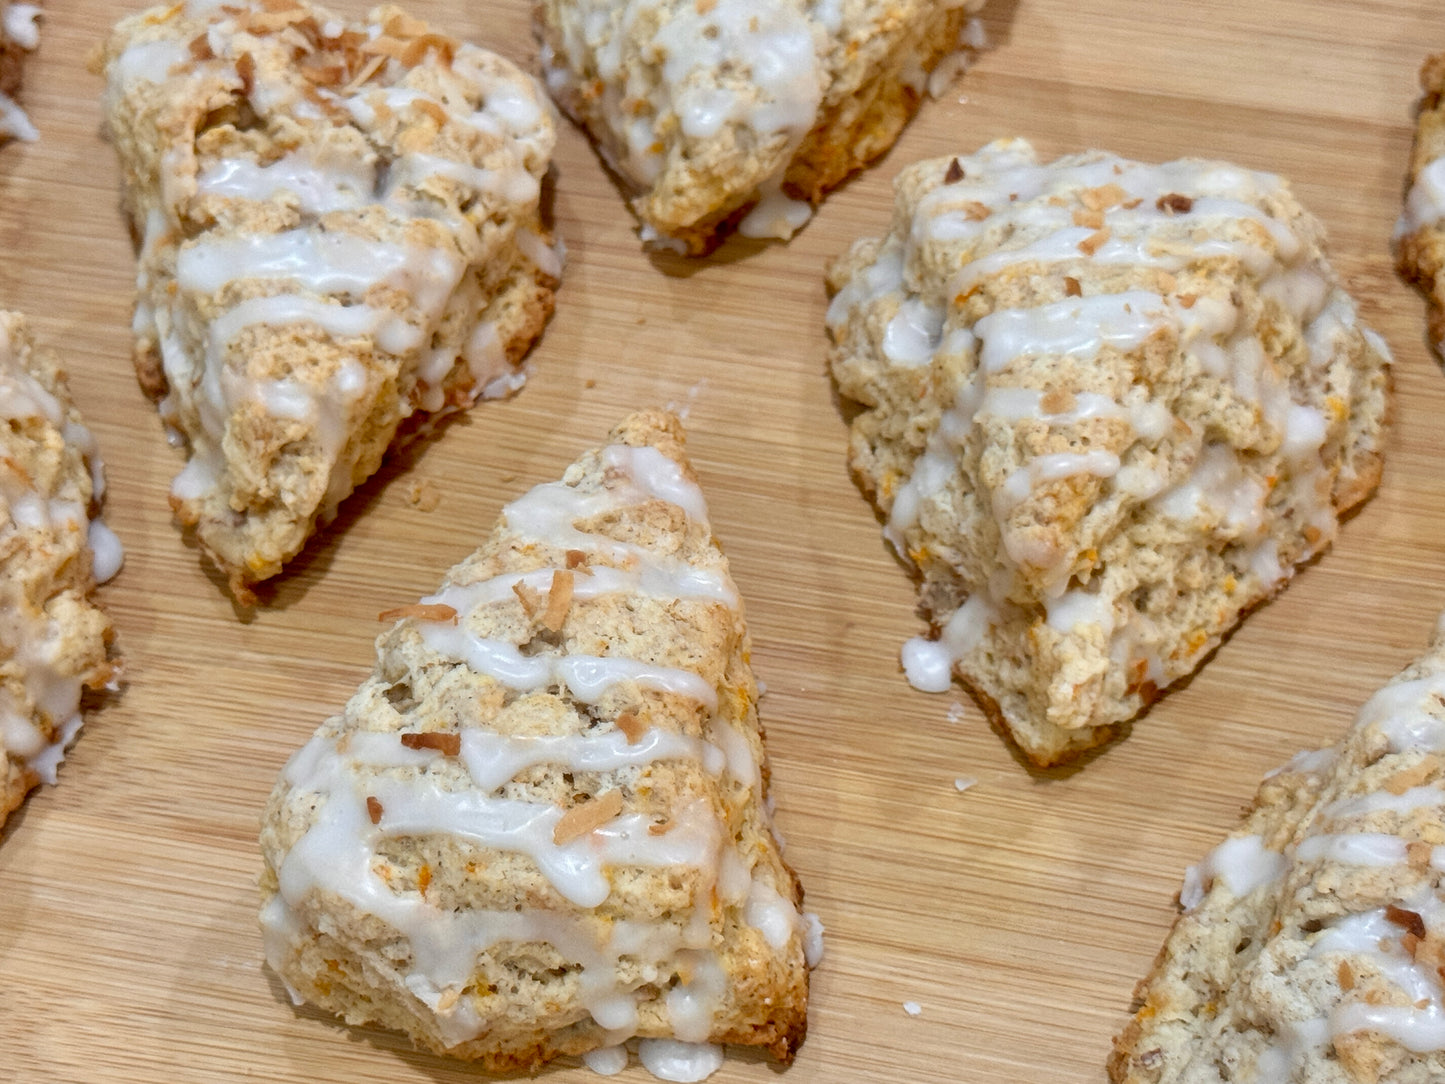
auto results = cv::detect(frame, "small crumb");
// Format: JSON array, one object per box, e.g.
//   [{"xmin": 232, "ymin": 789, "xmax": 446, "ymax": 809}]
[
  {"xmin": 366, "ymin": 796, "xmax": 383, "ymax": 824},
  {"xmin": 1063, "ymin": 276, "xmax": 1081, "ymax": 297},
  {"xmin": 757, "ymin": 679, "xmax": 768, "ymax": 697},
  {"xmin": 953, "ymin": 777, "xmax": 978, "ymax": 793},
  {"xmin": 1156, "ymin": 193, "xmax": 1193, "ymax": 215},
  {"xmin": 400, "ymin": 731, "xmax": 461, "ymax": 756},
  {"xmin": 584, "ymin": 378, "xmax": 597, "ymax": 389},
  {"xmin": 635, "ymin": 316, "xmax": 646, "ymax": 325},
  {"xmin": 902, "ymin": 1001, "xmax": 922, "ymax": 1017},
  {"xmin": 944, "ymin": 157, "xmax": 965, "ymax": 184},
  {"xmin": 408, "ymin": 479, "xmax": 441, "ymax": 512}
]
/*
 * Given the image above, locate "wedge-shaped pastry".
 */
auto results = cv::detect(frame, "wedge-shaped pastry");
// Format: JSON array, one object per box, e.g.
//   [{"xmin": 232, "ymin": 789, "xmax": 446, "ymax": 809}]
[
  {"xmin": 1113, "ymin": 619, "xmax": 1445, "ymax": 1083},
  {"xmin": 0, "ymin": 1, "xmax": 41, "ymax": 142},
  {"xmin": 260, "ymin": 410, "xmax": 817, "ymax": 1072},
  {"xmin": 1398, "ymin": 52, "xmax": 1445, "ymax": 358},
  {"xmin": 101, "ymin": 0, "xmax": 560, "ymax": 599},
  {"xmin": 827, "ymin": 138, "xmax": 1391, "ymax": 766},
  {"xmin": 535, "ymin": 0, "xmax": 987, "ymax": 254},
  {"xmin": 0, "ymin": 312, "xmax": 121, "ymax": 829}
]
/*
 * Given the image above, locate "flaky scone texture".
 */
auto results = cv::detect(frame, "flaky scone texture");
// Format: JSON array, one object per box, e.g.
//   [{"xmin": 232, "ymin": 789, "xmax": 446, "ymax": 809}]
[
  {"xmin": 101, "ymin": 0, "xmax": 560, "ymax": 600},
  {"xmin": 535, "ymin": 0, "xmax": 986, "ymax": 254},
  {"xmin": 827, "ymin": 138, "xmax": 1391, "ymax": 766},
  {"xmin": 260, "ymin": 410, "xmax": 814, "ymax": 1072},
  {"xmin": 1113, "ymin": 618, "xmax": 1445, "ymax": 1083},
  {"xmin": 0, "ymin": 1, "xmax": 41, "ymax": 142},
  {"xmin": 0, "ymin": 312, "xmax": 118, "ymax": 829},
  {"xmin": 1397, "ymin": 52, "xmax": 1445, "ymax": 359}
]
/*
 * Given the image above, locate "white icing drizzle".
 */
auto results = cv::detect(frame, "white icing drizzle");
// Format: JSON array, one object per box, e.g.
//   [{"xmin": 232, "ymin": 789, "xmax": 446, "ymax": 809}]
[
  {"xmin": 0, "ymin": 2, "xmax": 41, "ymax": 141},
  {"xmin": 1178, "ymin": 834, "xmax": 1286, "ymax": 911},
  {"xmin": 264, "ymin": 434, "xmax": 812, "ymax": 1055},
  {"xmin": 637, "ymin": 1039, "xmax": 725, "ymax": 1082}
]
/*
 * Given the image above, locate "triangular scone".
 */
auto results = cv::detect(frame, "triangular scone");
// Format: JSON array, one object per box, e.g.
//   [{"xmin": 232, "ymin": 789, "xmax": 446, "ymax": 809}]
[
  {"xmin": 0, "ymin": 312, "xmax": 120, "ymax": 829},
  {"xmin": 827, "ymin": 139, "xmax": 1391, "ymax": 766},
  {"xmin": 535, "ymin": 0, "xmax": 987, "ymax": 254},
  {"xmin": 100, "ymin": 1, "xmax": 560, "ymax": 599},
  {"xmin": 0, "ymin": 0, "xmax": 41, "ymax": 142},
  {"xmin": 260, "ymin": 410, "xmax": 816, "ymax": 1072},
  {"xmin": 1113, "ymin": 619, "xmax": 1445, "ymax": 1083},
  {"xmin": 1397, "ymin": 52, "xmax": 1445, "ymax": 358}
]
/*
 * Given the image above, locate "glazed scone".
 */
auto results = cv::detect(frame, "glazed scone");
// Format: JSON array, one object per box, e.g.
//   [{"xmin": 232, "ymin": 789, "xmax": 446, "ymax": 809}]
[
  {"xmin": 1113, "ymin": 618, "xmax": 1445, "ymax": 1083},
  {"xmin": 260, "ymin": 410, "xmax": 818, "ymax": 1073},
  {"xmin": 100, "ymin": 0, "xmax": 560, "ymax": 600},
  {"xmin": 1397, "ymin": 52, "xmax": 1445, "ymax": 358},
  {"xmin": 0, "ymin": 312, "xmax": 121, "ymax": 829},
  {"xmin": 0, "ymin": 1, "xmax": 41, "ymax": 141},
  {"xmin": 535, "ymin": 0, "xmax": 987, "ymax": 254},
  {"xmin": 827, "ymin": 138, "xmax": 1391, "ymax": 766}
]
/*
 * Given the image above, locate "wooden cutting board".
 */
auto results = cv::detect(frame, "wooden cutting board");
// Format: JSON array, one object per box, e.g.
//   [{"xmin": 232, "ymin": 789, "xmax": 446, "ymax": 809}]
[{"xmin": 3, "ymin": 1, "xmax": 1444, "ymax": 1080}]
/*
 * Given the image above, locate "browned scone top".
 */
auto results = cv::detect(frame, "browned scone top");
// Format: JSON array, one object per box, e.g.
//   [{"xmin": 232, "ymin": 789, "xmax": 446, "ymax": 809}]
[
  {"xmin": 535, "ymin": 0, "xmax": 987, "ymax": 254},
  {"xmin": 1397, "ymin": 52, "xmax": 1445, "ymax": 359},
  {"xmin": 827, "ymin": 138, "xmax": 1391, "ymax": 767},
  {"xmin": 0, "ymin": 311, "xmax": 119, "ymax": 830},
  {"xmin": 1113, "ymin": 617, "xmax": 1445, "ymax": 1083},
  {"xmin": 260, "ymin": 409, "xmax": 816, "ymax": 1073},
  {"xmin": 99, "ymin": 0, "xmax": 560, "ymax": 601}
]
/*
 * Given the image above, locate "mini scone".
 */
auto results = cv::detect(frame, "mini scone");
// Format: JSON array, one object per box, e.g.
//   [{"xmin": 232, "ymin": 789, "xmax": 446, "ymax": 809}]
[
  {"xmin": 0, "ymin": 312, "xmax": 121, "ymax": 829},
  {"xmin": 534, "ymin": 0, "xmax": 987, "ymax": 254},
  {"xmin": 0, "ymin": 1, "xmax": 41, "ymax": 142},
  {"xmin": 100, "ymin": 0, "xmax": 560, "ymax": 600},
  {"xmin": 1397, "ymin": 52, "xmax": 1445, "ymax": 358},
  {"xmin": 1113, "ymin": 618, "xmax": 1445, "ymax": 1083},
  {"xmin": 827, "ymin": 138, "xmax": 1390, "ymax": 766},
  {"xmin": 260, "ymin": 410, "xmax": 818, "ymax": 1073}
]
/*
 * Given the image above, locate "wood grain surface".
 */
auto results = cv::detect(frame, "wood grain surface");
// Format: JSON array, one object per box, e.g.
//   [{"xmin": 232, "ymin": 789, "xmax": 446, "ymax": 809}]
[{"xmin": 3, "ymin": 1, "xmax": 1444, "ymax": 1081}]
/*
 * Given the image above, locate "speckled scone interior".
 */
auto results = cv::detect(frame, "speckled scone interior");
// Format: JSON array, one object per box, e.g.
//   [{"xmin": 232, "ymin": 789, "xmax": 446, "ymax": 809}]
[
  {"xmin": 534, "ymin": 0, "xmax": 987, "ymax": 253},
  {"xmin": 0, "ymin": 1, "xmax": 41, "ymax": 141},
  {"xmin": 1113, "ymin": 618, "xmax": 1445, "ymax": 1083},
  {"xmin": 1397, "ymin": 52, "xmax": 1445, "ymax": 358},
  {"xmin": 0, "ymin": 312, "xmax": 118, "ymax": 829},
  {"xmin": 260, "ymin": 409, "xmax": 814, "ymax": 1073},
  {"xmin": 101, "ymin": 0, "xmax": 560, "ymax": 599},
  {"xmin": 827, "ymin": 138, "xmax": 1391, "ymax": 766}
]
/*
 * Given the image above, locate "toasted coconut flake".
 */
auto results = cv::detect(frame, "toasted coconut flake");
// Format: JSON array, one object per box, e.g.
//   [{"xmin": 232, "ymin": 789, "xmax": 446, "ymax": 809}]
[
  {"xmin": 378, "ymin": 602, "xmax": 457, "ymax": 624},
  {"xmin": 1387, "ymin": 904, "xmax": 1427, "ymax": 940},
  {"xmin": 944, "ymin": 157, "xmax": 964, "ymax": 184},
  {"xmin": 963, "ymin": 200, "xmax": 990, "ymax": 221},
  {"xmin": 1156, "ymin": 192, "xmax": 1194, "ymax": 215},
  {"xmin": 188, "ymin": 33, "xmax": 215, "ymax": 60},
  {"xmin": 615, "ymin": 711, "xmax": 647, "ymax": 744},
  {"xmin": 413, "ymin": 96, "xmax": 447, "ymax": 126},
  {"xmin": 1072, "ymin": 207, "xmax": 1105, "ymax": 229},
  {"xmin": 246, "ymin": 8, "xmax": 312, "ymax": 32},
  {"xmin": 1063, "ymin": 276, "xmax": 1081, "ymax": 297},
  {"xmin": 366, "ymin": 796, "xmax": 383, "ymax": 824},
  {"xmin": 541, "ymin": 571, "xmax": 574, "ymax": 632},
  {"xmin": 1080, "ymin": 183, "xmax": 1126, "ymax": 212},
  {"xmin": 565, "ymin": 549, "xmax": 593, "ymax": 574},
  {"xmin": 553, "ymin": 789, "xmax": 624, "ymax": 845},
  {"xmin": 1385, "ymin": 755, "xmax": 1440, "ymax": 795},
  {"xmin": 400, "ymin": 731, "xmax": 462, "ymax": 756},
  {"xmin": 417, "ymin": 863, "xmax": 431, "ymax": 897},
  {"xmin": 360, "ymin": 35, "xmax": 410, "ymax": 61},
  {"xmin": 236, "ymin": 51, "xmax": 256, "ymax": 96},
  {"xmin": 435, "ymin": 987, "xmax": 461, "ymax": 1012},
  {"xmin": 342, "ymin": 53, "xmax": 386, "ymax": 93},
  {"xmin": 1338, "ymin": 960, "xmax": 1355, "ymax": 990},
  {"xmin": 1078, "ymin": 227, "xmax": 1111, "ymax": 256},
  {"xmin": 383, "ymin": 12, "xmax": 430, "ymax": 37},
  {"xmin": 512, "ymin": 581, "xmax": 542, "ymax": 618},
  {"xmin": 648, "ymin": 818, "xmax": 673, "ymax": 836}
]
